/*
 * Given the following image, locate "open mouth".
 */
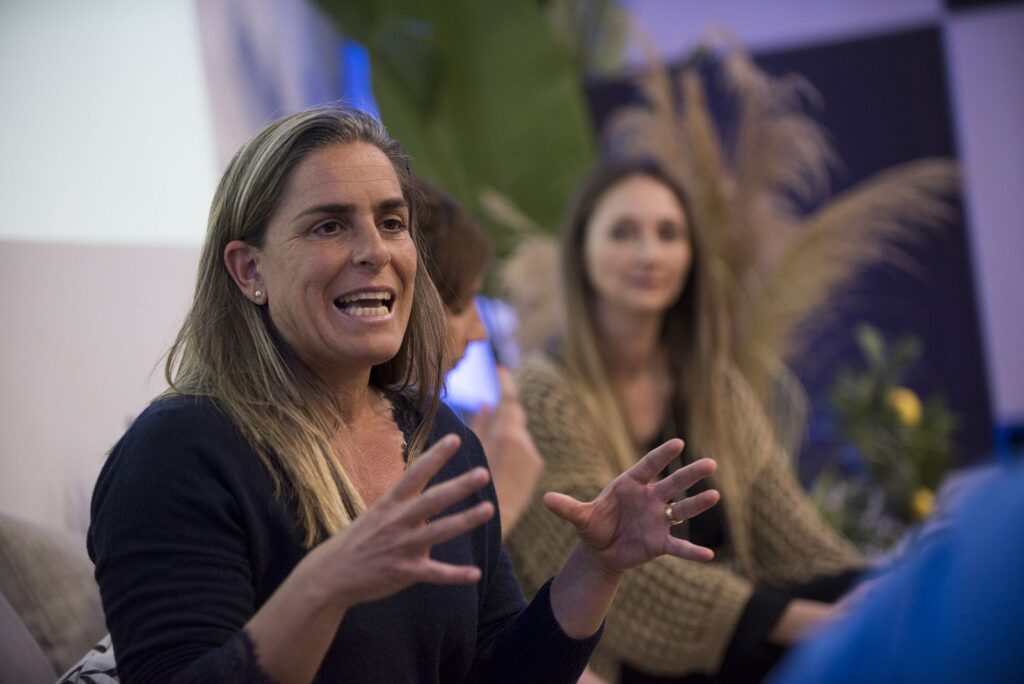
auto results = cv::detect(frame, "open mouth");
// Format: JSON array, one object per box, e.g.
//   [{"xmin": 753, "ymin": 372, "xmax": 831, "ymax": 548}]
[{"xmin": 333, "ymin": 290, "xmax": 394, "ymax": 317}]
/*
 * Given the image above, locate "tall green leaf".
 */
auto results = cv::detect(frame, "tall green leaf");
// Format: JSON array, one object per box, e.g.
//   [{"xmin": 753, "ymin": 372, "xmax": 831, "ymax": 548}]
[{"xmin": 317, "ymin": 0, "xmax": 597, "ymax": 254}]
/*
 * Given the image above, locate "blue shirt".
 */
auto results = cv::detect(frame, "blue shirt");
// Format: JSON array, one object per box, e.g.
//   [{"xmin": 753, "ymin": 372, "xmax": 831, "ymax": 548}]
[{"xmin": 771, "ymin": 462, "xmax": 1024, "ymax": 683}]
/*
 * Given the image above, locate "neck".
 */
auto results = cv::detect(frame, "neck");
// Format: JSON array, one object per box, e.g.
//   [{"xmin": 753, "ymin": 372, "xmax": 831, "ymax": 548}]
[
  {"xmin": 334, "ymin": 376, "xmax": 380, "ymax": 425},
  {"xmin": 593, "ymin": 302, "xmax": 665, "ymax": 376},
  {"xmin": 303, "ymin": 358, "xmax": 378, "ymax": 425}
]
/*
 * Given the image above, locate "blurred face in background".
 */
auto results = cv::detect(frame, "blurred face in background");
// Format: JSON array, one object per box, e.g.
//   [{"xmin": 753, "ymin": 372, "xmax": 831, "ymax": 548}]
[
  {"xmin": 415, "ymin": 183, "xmax": 492, "ymax": 372},
  {"xmin": 443, "ymin": 275, "xmax": 488, "ymax": 371},
  {"xmin": 583, "ymin": 173, "xmax": 692, "ymax": 320}
]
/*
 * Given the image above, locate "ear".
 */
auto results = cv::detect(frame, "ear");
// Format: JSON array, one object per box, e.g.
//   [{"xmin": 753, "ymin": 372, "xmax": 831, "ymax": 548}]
[{"xmin": 224, "ymin": 240, "xmax": 265, "ymax": 304}]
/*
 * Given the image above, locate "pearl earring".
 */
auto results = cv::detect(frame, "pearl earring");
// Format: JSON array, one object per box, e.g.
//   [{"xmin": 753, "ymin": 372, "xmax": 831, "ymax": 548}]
[{"xmin": 254, "ymin": 290, "xmax": 263, "ymax": 300}]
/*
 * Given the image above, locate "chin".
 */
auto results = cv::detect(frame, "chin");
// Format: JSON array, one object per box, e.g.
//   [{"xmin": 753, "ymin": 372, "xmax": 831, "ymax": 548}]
[
  {"xmin": 623, "ymin": 298, "xmax": 675, "ymax": 315},
  {"xmin": 328, "ymin": 341, "xmax": 405, "ymax": 372},
  {"xmin": 441, "ymin": 352, "xmax": 465, "ymax": 376},
  {"xmin": 365, "ymin": 345, "xmax": 405, "ymax": 368}
]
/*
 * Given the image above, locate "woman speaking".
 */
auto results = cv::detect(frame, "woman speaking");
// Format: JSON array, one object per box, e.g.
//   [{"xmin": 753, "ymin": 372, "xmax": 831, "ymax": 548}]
[{"xmin": 87, "ymin": 106, "xmax": 719, "ymax": 683}]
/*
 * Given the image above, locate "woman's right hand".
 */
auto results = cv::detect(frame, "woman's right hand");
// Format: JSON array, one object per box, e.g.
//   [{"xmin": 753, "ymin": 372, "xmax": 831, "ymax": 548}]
[
  {"xmin": 247, "ymin": 434, "xmax": 493, "ymax": 683},
  {"xmin": 300, "ymin": 434, "xmax": 495, "ymax": 611}
]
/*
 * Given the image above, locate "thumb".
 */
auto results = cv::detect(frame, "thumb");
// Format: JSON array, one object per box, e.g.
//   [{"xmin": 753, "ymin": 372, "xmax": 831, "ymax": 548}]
[
  {"xmin": 543, "ymin": 491, "xmax": 588, "ymax": 529},
  {"xmin": 495, "ymin": 366, "xmax": 518, "ymax": 400}
]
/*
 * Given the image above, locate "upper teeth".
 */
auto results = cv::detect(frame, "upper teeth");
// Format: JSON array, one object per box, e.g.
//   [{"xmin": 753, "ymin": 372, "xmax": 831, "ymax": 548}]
[{"xmin": 337, "ymin": 291, "xmax": 391, "ymax": 303}]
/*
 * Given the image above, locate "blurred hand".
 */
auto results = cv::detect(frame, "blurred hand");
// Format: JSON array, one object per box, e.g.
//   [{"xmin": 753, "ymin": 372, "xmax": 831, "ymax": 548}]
[
  {"xmin": 832, "ymin": 574, "xmax": 882, "ymax": 619},
  {"xmin": 577, "ymin": 666, "xmax": 609, "ymax": 684},
  {"xmin": 544, "ymin": 439, "xmax": 718, "ymax": 575},
  {"xmin": 469, "ymin": 367, "xmax": 544, "ymax": 537},
  {"xmin": 300, "ymin": 434, "xmax": 494, "ymax": 610},
  {"xmin": 768, "ymin": 599, "xmax": 839, "ymax": 644},
  {"xmin": 768, "ymin": 574, "xmax": 881, "ymax": 646}
]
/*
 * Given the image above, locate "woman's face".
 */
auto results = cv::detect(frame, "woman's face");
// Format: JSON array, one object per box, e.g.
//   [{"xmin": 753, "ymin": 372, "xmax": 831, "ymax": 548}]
[
  {"xmin": 252, "ymin": 142, "xmax": 417, "ymax": 381},
  {"xmin": 583, "ymin": 174, "xmax": 692, "ymax": 318},
  {"xmin": 444, "ymin": 279, "xmax": 488, "ymax": 371}
]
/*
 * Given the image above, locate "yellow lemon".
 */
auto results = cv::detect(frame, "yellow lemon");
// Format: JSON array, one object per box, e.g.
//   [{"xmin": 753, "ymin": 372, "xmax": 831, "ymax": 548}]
[
  {"xmin": 887, "ymin": 386, "xmax": 923, "ymax": 426},
  {"xmin": 911, "ymin": 487, "xmax": 935, "ymax": 520}
]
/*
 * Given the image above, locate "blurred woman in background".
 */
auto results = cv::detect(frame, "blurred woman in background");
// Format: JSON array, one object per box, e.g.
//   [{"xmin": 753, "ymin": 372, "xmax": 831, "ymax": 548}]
[{"xmin": 506, "ymin": 158, "xmax": 866, "ymax": 683}]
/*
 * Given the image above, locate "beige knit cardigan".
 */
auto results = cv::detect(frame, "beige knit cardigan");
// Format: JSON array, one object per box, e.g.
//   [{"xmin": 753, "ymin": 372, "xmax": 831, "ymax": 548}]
[{"xmin": 505, "ymin": 353, "xmax": 865, "ymax": 681}]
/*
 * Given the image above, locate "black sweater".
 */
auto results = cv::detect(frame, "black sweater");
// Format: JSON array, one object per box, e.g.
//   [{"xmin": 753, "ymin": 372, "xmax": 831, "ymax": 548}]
[{"xmin": 89, "ymin": 395, "xmax": 598, "ymax": 683}]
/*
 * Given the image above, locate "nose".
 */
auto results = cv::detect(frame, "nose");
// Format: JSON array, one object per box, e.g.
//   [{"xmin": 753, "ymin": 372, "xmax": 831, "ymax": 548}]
[
  {"xmin": 351, "ymin": 222, "xmax": 391, "ymax": 269},
  {"xmin": 468, "ymin": 300, "xmax": 488, "ymax": 343},
  {"xmin": 635, "ymin": 231, "xmax": 658, "ymax": 262}
]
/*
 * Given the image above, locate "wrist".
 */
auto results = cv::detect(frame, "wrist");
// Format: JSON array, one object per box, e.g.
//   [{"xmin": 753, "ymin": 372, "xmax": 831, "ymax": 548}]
[
  {"xmin": 294, "ymin": 545, "xmax": 354, "ymax": 616},
  {"xmin": 570, "ymin": 542, "xmax": 625, "ymax": 585},
  {"xmin": 550, "ymin": 543, "xmax": 624, "ymax": 639}
]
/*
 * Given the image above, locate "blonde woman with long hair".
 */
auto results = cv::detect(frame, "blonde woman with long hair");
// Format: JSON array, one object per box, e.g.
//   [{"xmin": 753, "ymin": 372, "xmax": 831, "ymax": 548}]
[
  {"xmin": 506, "ymin": 158, "xmax": 866, "ymax": 683},
  {"xmin": 87, "ymin": 107, "xmax": 721, "ymax": 683}
]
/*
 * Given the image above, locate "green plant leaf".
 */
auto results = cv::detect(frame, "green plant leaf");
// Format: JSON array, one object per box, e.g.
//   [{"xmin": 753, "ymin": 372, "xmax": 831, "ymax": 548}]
[
  {"xmin": 855, "ymin": 324, "xmax": 886, "ymax": 368},
  {"xmin": 317, "ymin": 0, "xmax": 598, "ymax": 254}
]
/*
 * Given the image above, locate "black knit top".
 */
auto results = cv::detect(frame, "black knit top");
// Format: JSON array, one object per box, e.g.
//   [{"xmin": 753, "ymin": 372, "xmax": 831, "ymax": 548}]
[{"xmin": 89, "ymin": 394, "xmax": 598, "ymax": 683}]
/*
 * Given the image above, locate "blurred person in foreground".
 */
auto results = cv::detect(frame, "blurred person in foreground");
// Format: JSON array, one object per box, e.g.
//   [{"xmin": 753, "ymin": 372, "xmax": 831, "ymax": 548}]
[
  {"xmin": 416, "ymin": 182, "xmax": 544, "ymax": 537},
  {"xmin": 770, "ymin": 459, "xmax": 1024, "ymax": 683},
  {"xmin": 86, "ymin": 106, "xmax": 722, "ymax": 683},
  {"xmin": 506, "ymin": 158, "xmax": 867, "ymax": 683}
]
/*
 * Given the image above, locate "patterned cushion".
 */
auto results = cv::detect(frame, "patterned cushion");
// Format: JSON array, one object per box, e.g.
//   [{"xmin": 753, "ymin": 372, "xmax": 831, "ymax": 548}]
[
  {"xmin": 0, "ymin": 513, "xmax": 107, "ymax": 674},
  {"xmin": 0, "ymin": 590, "xmax": 56, "ymax": 684},
  {"xmin": 58, "ymin": 634, "xmax": 117, "ymax": 683}
]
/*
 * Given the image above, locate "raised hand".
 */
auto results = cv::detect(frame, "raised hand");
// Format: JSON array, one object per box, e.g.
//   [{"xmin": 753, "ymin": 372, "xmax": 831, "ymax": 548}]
[
  {"xmin": 544, "ymin": 439, "xmax": 718, "ymax": 575},
  {"xmin": 470, "ymin": 367, "xmax": 545, "ymax": 536},
  {"xmin": 301, "ymin": 434, "xmax": 495, "ymax": 610},
  {"xmin": 246, "ymin": 434, "xmax": 495, "ymax": 682}
]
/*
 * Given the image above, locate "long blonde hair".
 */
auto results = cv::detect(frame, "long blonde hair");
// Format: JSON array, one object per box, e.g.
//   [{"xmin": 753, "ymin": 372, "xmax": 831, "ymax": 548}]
[
  {"xmin": 559, "ymin": 158, "xmax": 732, "ymax": 472},
  {"xmin": 164, "ymin": 106, "xmax": 447, "ymax": 547}
]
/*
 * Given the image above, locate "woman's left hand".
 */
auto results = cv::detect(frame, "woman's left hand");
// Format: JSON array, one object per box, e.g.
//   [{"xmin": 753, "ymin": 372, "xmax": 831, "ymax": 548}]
[{"xmin": 544, "ymin": 439, "xmax": 718, "ymax": 574}]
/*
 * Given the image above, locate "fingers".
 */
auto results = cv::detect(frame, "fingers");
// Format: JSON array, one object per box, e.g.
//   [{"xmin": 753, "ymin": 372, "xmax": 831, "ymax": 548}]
[
  {"xmin": 664, "ymin": 536, "xmax": 715, "ymax": 562},
  {"xmin": 390, "ymin": 434, "xmax": 461, "ymax": 500},
  {"xmin": 541, "ymin": 491, "xmax": 587, "ymax": 528},
  {"xmin": 651, "ymin": 457, "xmax": 717, "ymax": 501},
  {"xmin": 409, "ymin": 500, "xmax": 494, "ymax": 547},
  {"xmin": 667, "ymin": 489, "xmax": 720, "ymax": 522},
  {"xmin": 629, "ymin": 438, "xmax": 685, "ymax": 483},
  {"xmin": 468, "ymin": 406, "xmax": 492, "ymax": 434},
  {"xmin": 417, "ymin": 559, "xmax": 483, "ymax": 585},
  {"xmin": 405, "ymin": 467, "xmax": 491, "ymax": 522},
  {"xmin": 495, "ymin": 366, "xmax": 519, "ymax": 402}
]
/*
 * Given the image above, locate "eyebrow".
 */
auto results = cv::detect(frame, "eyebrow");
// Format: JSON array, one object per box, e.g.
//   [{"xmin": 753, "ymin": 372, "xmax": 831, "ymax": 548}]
[{"xmin": 294, "ymin": 198, "xmax": 409, "ymax": 221}]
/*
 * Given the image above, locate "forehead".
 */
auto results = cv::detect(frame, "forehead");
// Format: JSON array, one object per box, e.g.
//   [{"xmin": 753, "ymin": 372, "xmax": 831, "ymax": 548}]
[
  {"xmin": 278, "ymin": 141, "xmax": 404, "ymax": 209},
  {"xmin": 591, "ymin": 174, "xmax": 684, "ymax": 222}
]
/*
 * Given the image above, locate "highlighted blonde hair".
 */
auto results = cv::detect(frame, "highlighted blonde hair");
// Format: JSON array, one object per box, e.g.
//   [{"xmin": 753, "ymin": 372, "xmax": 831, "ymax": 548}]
[{"xmin": 164, "ymin": 106, "xmax": 447, "ymax": 547}]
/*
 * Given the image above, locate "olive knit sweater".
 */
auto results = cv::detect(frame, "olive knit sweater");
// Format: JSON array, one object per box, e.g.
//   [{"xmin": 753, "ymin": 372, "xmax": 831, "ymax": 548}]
[{"xmin": 505, "ymin": 353, "xmax": 865, "ymax": 681}]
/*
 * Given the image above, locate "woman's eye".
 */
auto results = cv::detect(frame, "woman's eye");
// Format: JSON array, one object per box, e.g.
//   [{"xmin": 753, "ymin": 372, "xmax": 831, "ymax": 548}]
[
  {"xmin": 313, "ymin": 220, "xmax": 344, "ymax": 236},
  {"xmin": 380, "ymin": 217, "xmax": 408, "ymax": 233},
  {"xmin": 609, "ymin": 223, "xmax": 636, "ymax": 241},
  {"xmin": 659, "ymin": 223, "xmax": 684, "ymax": 241}
]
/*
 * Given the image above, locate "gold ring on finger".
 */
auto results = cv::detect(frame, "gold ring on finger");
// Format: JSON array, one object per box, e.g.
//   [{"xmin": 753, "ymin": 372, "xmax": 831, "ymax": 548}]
[{"xmin": 664, "ymin": 503, "xmax": 685, "ymax": 526}]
